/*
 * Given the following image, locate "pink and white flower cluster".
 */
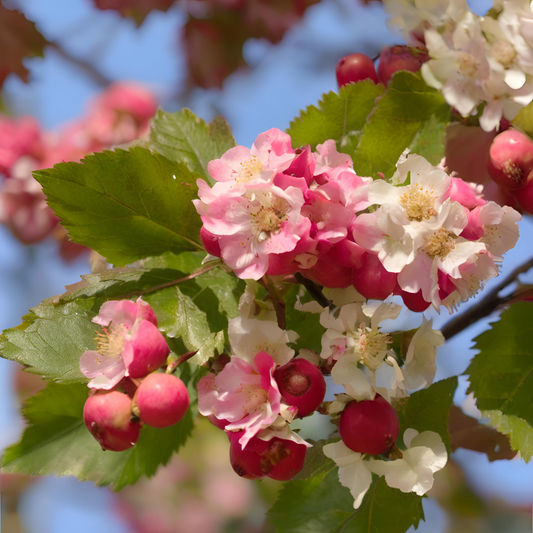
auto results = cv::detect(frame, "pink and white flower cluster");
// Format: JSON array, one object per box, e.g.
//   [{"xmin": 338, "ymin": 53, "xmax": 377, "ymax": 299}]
[
  {"xmin": 353, "ymin": 152, "xmax": 520, "ymax": 311},
  {"xmin": 80, "ymin": 297, "xmax": 169, "ymax": 390},
  {"xmin": 197, "ymin": 129, "xmax": 520, "ymax": 312},
  {"xmin": 0, "ymin": 83, "xmax": 157, "ymax": 254},
  {"xmin": 383, "ymin": 0, "xmax": 533, "ymax": 131},
  {"xmin": 197, "ymin": 284, "xmax": 312, "ymax": 457},
  {"xmin": 194, "ymin": 128, "xmax": 373, "ymax": 286}
]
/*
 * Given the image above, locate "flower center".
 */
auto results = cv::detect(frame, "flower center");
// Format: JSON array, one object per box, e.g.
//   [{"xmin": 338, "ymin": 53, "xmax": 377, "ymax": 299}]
[
  {"xmin": 424, "ymin": 229, "xmax": 456, "ymax": 259},
  {"xmin": 492, "ymin": 40, "xmax": 516, "ymax": 68},
  {"xmin": 95, "ymin": 323, "xmax": 127, "ymax": 358},
  {"xmin": 237, "ymin": 156, "xmax": 263, "ymax": 183},
  {"xmin": 241, "ymin": 384, "xmax": 268, "ymax": 414},
  {"xmin": 349, "ymin": 324, "xmax": 392, "ymax": 371},
  {"xmin": 457, "ymin": 51, "xmax": 479, "ymax": 77},
  {"xmin": 252, "ymin": 194, "xmax": 290, "ymax": 242},
  {"xmin": 398, "ymin": 186, "xmax": 437, "ymax": 221}
]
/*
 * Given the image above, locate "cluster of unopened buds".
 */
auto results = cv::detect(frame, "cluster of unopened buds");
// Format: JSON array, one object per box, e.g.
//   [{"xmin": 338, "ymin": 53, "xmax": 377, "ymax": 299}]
[
  {"xmin": 80, "ymin": 298, "xmax": 190, "ymax": 451},
  {"xmin": 337, "ymin": 0, "xmax": 533, "ymax": 133},
  {"xmin": 0, "ymin": 83, "xmax": 157, "ymax": 256}
]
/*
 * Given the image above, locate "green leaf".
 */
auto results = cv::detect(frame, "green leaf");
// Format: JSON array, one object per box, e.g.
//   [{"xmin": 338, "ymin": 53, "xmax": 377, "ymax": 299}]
[
  {"xmin": 483, "ymin": 410, "xmax": 533, "ymax": 463},
  {"xmin": 408, "ymin": 113, "xmax": 449, "ymax": 165},
  {"xmin": 511, "ymin": 101, "xmax": 533, "ymax": 139},
  {"xmin": 1, "ymin": 362, "xmax": 205, "ymax": 490},
  {"xmin": 352, "ymin": 71, "xmax": 449, "ymax": 178},
  {"xmin": 287, "ymin": 80, "xmax": 385, "ymax": 151},
  {"xmin": 147, "ymin": 109, "xmax": 236, "ymax": 186},
  {"xmin": 33, "ymin": 147, "xmax": 203, "ymax": 266},
  {"xmin": 285, "ymin": 285, "xmax": 324, "ymax": 354},
  {"xmin": 267, "ymin": 472, "xmax": 423, "ymax": 533},
  {"xmin": 467, "ymin": 303, "xmax": 533, "ymax": 428},
  {"xmin": 0, "ymin": 299, "xmax": 101, "ymax": 383},
  {"xmin": 292, "ymin": 439, "xmax": 335, "ymax": 481},
  {"xmin": 145, "ymin": 286, "xmax": 225, "ymax": 365},
  {"xmin": 398, "ymin": 377, "xmax": 458, "ymax": 452},
  {"xmin": 267, "ymin": 468, "xmax": 354, "ymax": 533}
]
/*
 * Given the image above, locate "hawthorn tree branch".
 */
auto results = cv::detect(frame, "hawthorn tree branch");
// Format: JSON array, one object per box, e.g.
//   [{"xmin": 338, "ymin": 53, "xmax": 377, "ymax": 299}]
[
  {"xmin": 441, "ymin": 256, "xmax": 533, "ymax": 340},
  {"xmin": 294, "ymin": 273, "xmax": 333, "ymax": 309},
  {"xmin": 47, "ymin": 40, "xmax": 112, "ymax": 87},
  {"xmin": 119, "ymin": 260, "xmax": 223, "ymax": 299}
]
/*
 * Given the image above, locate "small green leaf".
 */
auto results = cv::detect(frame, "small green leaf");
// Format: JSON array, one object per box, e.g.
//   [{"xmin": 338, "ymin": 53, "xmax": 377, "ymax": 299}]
[
  {"xmin": 468, "ymin": 303, "xmax": 533, "ymax": 428},
  {"xmin": 352, "ymin": 71, "xmax": 449, "ymax": 178},
  {"xmin": 409, "ymin": 113, "xmax": 449, "ymax": 165},
  {"xmin": 483, "ymin": 410, "xmax": 533, "ymax": 463},
  {"xmin": 267, "ymin": 468, "xmax": 354, "ymax": 533},
  {"xmin": 0, "ymin": 299, "xmax": 101, "ymax": 383},
  {"xmin": 145, "ymin": 286, "xmax": 225, "ymax": 365},
  {"xmin": 147, "ymin": 109, "xmax": 236, "ymax": 186},
  {"xmin": 34, "ymin": 147, "xmax": 203, "ymax": 266},
  {"xmin": 1, "ymin": 362, "xmax": 205, "ymax": 490},
  {"xmin": 511, "ymin": 101, "xmax": 533, "ymax": 139},
  {"xmin": 398, "ymin": 377, "xmax": 458, "ymax": 452},
  {"xmin": 287, "ymin": 81, "xmax": 385, "ymax": 150},
  {"xmin": 267, "ymin": 472, "xmax": 424, "ymax": 533},
  {"xmin": 285, "ymin": 285, "xmax": 324, "ymax": 354},
  {"xmin": 292, "ymin": 439, "xmax": 336, "ymax": 481}
]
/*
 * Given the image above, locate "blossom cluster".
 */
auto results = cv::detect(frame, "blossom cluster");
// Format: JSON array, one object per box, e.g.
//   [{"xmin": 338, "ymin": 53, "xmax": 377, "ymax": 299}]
[
  {"xmin": 383, "ymin": 0, "xmax": 533, "ymax": 131},
  {"xmin": 0, "ymin": 83, "xmax": 157, "ymax": 255},
  {"xmin": 197, "ymin": 282, "xmax": 314, "ymax": 479},
  {"xmin": 195, "ymin": 129, "xmax": 520, "ymax": 312}
]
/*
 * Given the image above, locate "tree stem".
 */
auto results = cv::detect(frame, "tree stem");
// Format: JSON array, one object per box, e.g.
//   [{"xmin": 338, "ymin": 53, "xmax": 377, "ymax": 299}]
[
  {"xmin": 441, "ymin": 256, "xmax": 533, "ymax": 340},
  {"xmin": 294, "ymin": 273, "xmax": 333, "ymax": 309}
]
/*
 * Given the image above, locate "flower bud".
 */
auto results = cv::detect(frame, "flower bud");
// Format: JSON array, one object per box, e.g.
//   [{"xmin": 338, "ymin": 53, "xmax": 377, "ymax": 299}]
[
  {"xmin": 133, "ymin": 372, "xmax": 190, "ymax": 428},
  {"xmin": 274, "ymin": 358, "xmax": 326, "ymax": 417},
  {"xmin": 339, "ymin": 395, "xmax": 399, "ymax": 455},
  {"xmin": 84, "ymin": 391, "xmax": 141, "ymax": 452}
]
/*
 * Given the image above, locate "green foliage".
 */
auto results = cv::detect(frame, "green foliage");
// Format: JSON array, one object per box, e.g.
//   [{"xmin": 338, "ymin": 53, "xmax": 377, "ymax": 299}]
[
  {"xmin": 484, "ymin": 410, "xmax": 533, "ymax": 463},
  {"xmin": 145, "ymin": 286, "xmax": 225, "ymax": 365},
  {"xmin": 0, "ymin": 252, "xmax": 242, "ymax": 382},
  {"xmin": 0, "ymin": 299, "xmax": 101, "ymax": 383},
  {"xmin": 287, "ymin": 80, "xmax": 385, "ymax": 151},
  {"xmin": 284, "ymin": 285, "xmax": 324, "ymax": 354},
  {"xmin": 268, "ymin": 471, "xmax": 424, "ymax": 533},
  {"xmin": 409, "ymin": 113, "xmax": 449, "ymax": 165},
  {"xmin": 1, "ymin": 362, "xmax": 205, "ymax": 490},
  {"xmin": 34, "ymin": 147, "xmax": 203, "ymax": 266},
  {"xmin": 468, "ymin": 303, "xmax": 533, "ymax": 427},
  {"xmin": 511, "ymin": 100, "xmax": 533, "ymax": 139},
  {"xmin": 352, "ymin": 72, "xmax": 449, "ymax": 178},
  {"xmin": 147, "ymin": 109, "xmax": 236, "ymax": 186},
  {"xmin": 292, "ymin": 439, "xmax": 335, "ymax": 481},
  {"xmin": 398, "ymin": 377, "xmax": 458, "ymax": 452}
]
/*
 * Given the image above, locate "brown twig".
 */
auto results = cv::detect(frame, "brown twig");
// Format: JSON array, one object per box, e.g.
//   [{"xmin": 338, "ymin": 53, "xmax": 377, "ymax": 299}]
[
  {"xmin": 260, "ymin": 276, "xmax": 287, "ymax": 330},
  {"xmin": 47, "ymin": 40, "xmax": 112, "ymax": 87},
  {"xmin": 120, "ymin": 260, "xmax": 222, "ymax": 299},
  {"xmin": 441, "ymin": 256, "xmax": 533, "ymax": 340},
  {"xmin": 294, "ymin": 272, "xmax": 333, "ymax": 309},
  {"xmin": 166, "ymin": 350, "xmax": 198, "ymax": 374}
]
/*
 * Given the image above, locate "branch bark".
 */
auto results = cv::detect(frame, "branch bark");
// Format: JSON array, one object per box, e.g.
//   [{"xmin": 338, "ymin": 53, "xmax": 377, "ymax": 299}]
[{"xmin": 441, "ymin": 256, "xmax": 533, "ymax": 340}]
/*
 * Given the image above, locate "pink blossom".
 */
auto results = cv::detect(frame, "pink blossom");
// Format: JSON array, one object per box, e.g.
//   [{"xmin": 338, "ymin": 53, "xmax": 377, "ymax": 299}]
[
  {"xmin": 80, "ymin": 298, "xmax": 169, "ymax": 390},
  {"xmin": 203, "ymin": 128, "xmax": 295, "ymax": 201},
  {"xmin": 0, "ymin": 116, "xmax": 43, "ymax": 177},
  {"xmin": 85, "ymin": 83, "xmax": 157, "ymax": 146},
  {"xmin": 313, "ymin": 140, "xmax": 353, "ymax": 181},
  {"xmin": 0, "ymin": 172, "xmax": 58, "ymax": 244},
  {"xmin": 195, "ymin": 183, "xmax": 308, "ymax": 280},
  {"xmin": 197, "ymin": 351, "xmax": 281, "ymax": 448}
]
